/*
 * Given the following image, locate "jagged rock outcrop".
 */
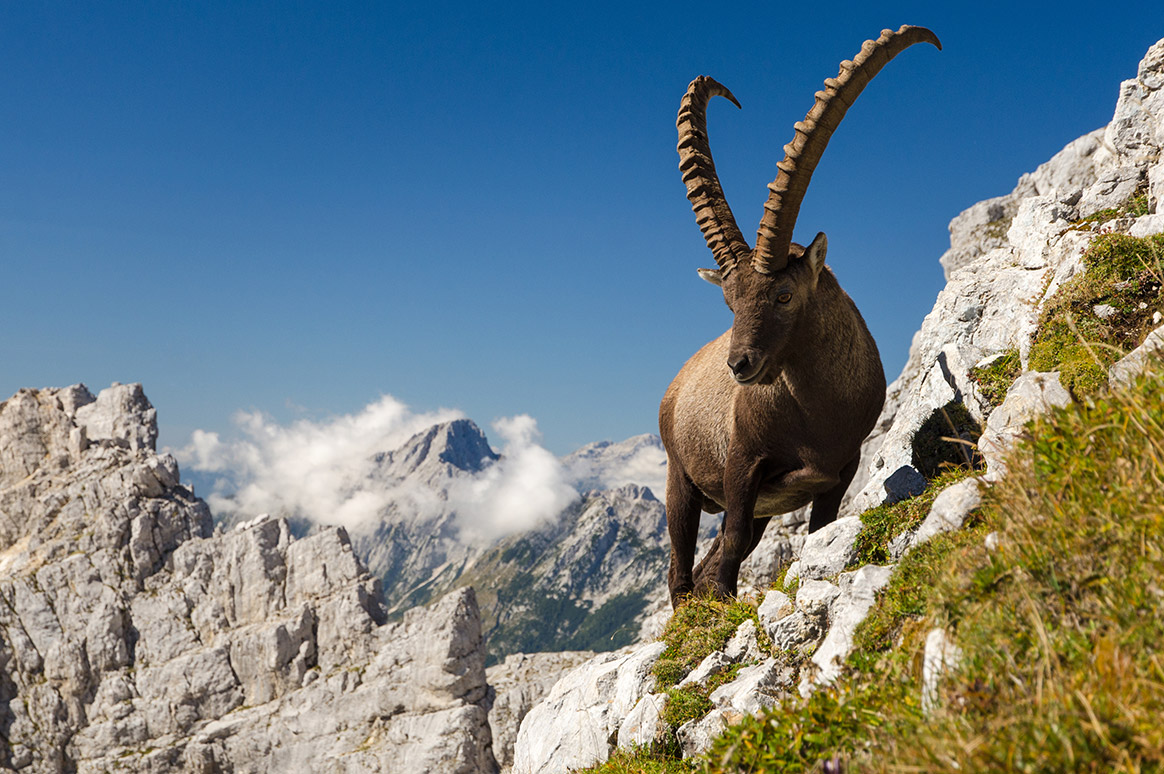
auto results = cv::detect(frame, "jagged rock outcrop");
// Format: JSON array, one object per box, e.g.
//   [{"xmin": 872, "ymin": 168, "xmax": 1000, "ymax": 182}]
[
  {"xmin": 0, "ymin": 383, "xmax": 497, "ymax": 773},
  {"xmin": 511, "ymin": 643, "xmax": 666, "ymax": 774},
  {"xmin": 486, "ymin": 651, "xmax": 598, "ymax": 773}
]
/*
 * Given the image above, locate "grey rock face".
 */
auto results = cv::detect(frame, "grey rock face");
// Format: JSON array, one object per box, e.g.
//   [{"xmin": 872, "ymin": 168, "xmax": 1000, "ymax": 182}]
[
  {"xmin": 907, "ymin": 478, "xmax": 983, "ymax": 552},
  {"xmin": 802, "ymin": 565, "xmax": 894, "ymax": 693},
  {"xmin": 617, "ymin": 692, "xmax": 666, "ymax": 750},
  {"xmin": 0, "ymin": 384, "xmax": 497, "ymax": 774},
  {"xmin": 785, "ymin": 516, "xmax": 863, "ymax": 582},
  {"xmin": 486, "ymin": 651, "xmax": 595, "ymax": 772},
  {"xmin": 511, "ymin": 642, "xmax": 665, "ymax": 774},
  {"xmin": 978, "ymin": 372, "xmax": 1072, "ymax": 479},
  {"xmin": 1109, "ymin": 324, "xmax": 1164, "ymax": 386},
  {"xmin": 921, "ymin": 628, "xmax": 963, "ymax": 714}
]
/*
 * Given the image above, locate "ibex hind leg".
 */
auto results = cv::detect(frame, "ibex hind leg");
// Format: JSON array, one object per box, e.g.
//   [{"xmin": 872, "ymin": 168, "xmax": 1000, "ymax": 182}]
[
  {"xmin": 807, "ymin": 456, "xmax": 860, "ymax": 533},
  {"xmin": 692, "ymin": 515, "xmax": 772, "ymax": 597},
  {"xmin": 665, "ymin": 464, "xmax": 704, "ymax": 608}
]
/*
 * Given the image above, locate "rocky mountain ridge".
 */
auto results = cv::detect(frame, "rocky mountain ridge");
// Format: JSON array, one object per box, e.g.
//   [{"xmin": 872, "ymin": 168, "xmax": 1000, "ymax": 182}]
[{"xmin": 0, "ymin": 383, "xmax": 497, "ymax": 773}]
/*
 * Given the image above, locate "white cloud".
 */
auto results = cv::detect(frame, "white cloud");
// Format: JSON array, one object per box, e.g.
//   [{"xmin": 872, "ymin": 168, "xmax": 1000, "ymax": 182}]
[
  {"xmin": 447, "ymin": 415, "xmax": 579, "ymax": 540},
  {"xmin": 176, "ymin": 395, "xmax": 464, "ymax": 531},
  {"xmin": 173, "ymin": 396, "xmax": 577, "ymax": 539},
  {"xmin": 562, "ymin": 437, "xmax": 669, "ymax": 497}
]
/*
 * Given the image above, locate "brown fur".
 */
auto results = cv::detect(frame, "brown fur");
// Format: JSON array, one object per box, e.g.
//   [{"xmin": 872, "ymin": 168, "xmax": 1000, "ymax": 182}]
[
  {"xmin": 659, "ymin": 239, "xmax": 885, "ymax": 606},
  {"xmin": 663, "ymin": 28, "xmax": 937, "ymax": 606}
]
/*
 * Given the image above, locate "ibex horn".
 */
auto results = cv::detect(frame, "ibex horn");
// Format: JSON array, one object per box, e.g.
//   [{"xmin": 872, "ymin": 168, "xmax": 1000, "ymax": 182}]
[
  {"xmin": 677, "ymin": 76, "xmax": 751, "ymax": 275},
  {"xmin": 752, "ymin": 25, "xmax": 941, "ymax": 274}
]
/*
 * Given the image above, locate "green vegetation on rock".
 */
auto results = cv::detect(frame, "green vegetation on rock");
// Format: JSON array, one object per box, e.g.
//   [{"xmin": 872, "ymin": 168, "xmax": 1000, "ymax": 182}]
[
  {"xmin": 848, "ymin": 467, "xmax": 978, "ymax": 569},
  {"xmin": 1029, "ymin": 232, "xmax": 1164, "ymax": 395},
  {"xmin": 702, "ymin": 369, "xmax": 1164, "ymax": 772},
  {"xmin": 968, "ymin": 348, "xmax": 1021, "ymax": 409},
  {"xmin": 651, "ymin": 593, "xmax": 762, "ymax": 691}
]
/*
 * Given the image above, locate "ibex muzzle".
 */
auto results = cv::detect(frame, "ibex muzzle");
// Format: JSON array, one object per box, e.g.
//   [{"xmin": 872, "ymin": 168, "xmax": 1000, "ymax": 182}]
[{"xmin": 659, "ymin": 26, "xmax": 940, "ymax": 606}]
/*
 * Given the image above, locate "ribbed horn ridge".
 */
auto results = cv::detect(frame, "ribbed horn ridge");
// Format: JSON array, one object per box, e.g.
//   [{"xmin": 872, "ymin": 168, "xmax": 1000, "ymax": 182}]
[
  {"xmin": 677, "ymin": 76, "xmax": 750, "ymax": 273},
  {"xmin": 752, "ymin": 25, "xmax": 941, "ymax": 274}
]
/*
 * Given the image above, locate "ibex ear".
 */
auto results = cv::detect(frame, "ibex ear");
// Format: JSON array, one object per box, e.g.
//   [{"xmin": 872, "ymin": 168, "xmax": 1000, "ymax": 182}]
[
  {"xmin": 805, "ymin": 232, "xmax": 827, "ymax": 275},
  {"xmin": 697, "ymin": 268, "xmax": 724, "ymax": 287}
]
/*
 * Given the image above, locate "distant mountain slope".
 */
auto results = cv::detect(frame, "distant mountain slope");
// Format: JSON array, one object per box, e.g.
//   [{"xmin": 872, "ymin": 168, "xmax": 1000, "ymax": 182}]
[
  {"xmin": 455, "ymin": 484, "xmax": 668, "ymax": 664},
  {"xmin": 198, "ymin": 415, "xmax": 679, "ymax": 661}
]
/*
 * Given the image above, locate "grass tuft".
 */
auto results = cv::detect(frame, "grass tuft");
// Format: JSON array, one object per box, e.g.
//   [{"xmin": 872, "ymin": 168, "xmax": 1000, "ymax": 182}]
[
  {"xmin": 651, "ymin": 593, "xmax": 761, "ymax": 692},
  {"xmin": 968, "ymin": 349, "xmax": 1022, "ymax": 410}
]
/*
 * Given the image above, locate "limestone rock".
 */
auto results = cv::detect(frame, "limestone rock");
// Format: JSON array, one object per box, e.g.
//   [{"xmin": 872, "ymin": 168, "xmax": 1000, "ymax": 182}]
[
  {"xmin": 0, "ymin": 384, "xmax": 497, "ymax": 774},
  {"xmin": 708, "ymin": 658, "xmax": 793, "ymax": 715},
  {"xmin": 511, "ymin": 642, "xmax": 665, "ymax": 774},
  {"xmin": 617, "ymin": 692, "xmax": 666, "ymax": 750},
  {"xmin": 723, "ymin": 619, "xmax": 764, "ymax": 663},
  {"xmin": 921, "ymin": 628, "xmax": 963, "ymax": 714},
  {"xmin": 676, "ymin": 708, "xmax": 731, "ymax": 758},
  {"xmin": 785, "ymin": 517, "xmax": 862, "ymax": 582},
  {"xmin": 978, "ymin": 372, "xmax": 1072, "ymax": 479},
  {"xmin": 1109, "ymin": 324, "xmax": 1164, "ymax": 387},
  {"xmin": 802, "ymin": 565, "xmax": 893, "ymax": 693},
  {"xmin": 487, "ymin": 651, "xmax": 595, "ymax": 772},
  {"xmin": 679, "ymin": 650, "xmax": 733, "ymax": 688},
  {"xmin": 907, "ymin": 478, "xmax": 982, "ymax": 552}
]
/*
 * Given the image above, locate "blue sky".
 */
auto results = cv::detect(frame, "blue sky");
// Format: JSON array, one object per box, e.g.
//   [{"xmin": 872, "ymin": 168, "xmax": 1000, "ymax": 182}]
[{"xmin": 3, "ymin": 2, "xmax": 1162, "ymax": 456}]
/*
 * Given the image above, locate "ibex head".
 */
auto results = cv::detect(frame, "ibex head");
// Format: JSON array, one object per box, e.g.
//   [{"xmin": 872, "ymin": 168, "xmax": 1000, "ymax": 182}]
[{"xmin": 678, "ymin": 26, "xmax": 940, "ymax": 385}]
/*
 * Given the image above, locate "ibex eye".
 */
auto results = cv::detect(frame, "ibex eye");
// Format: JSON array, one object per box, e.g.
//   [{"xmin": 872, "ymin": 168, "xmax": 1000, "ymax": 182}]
[{"xmin": 777, "ymin": 292, "xmax": 792, "ymax": 304}]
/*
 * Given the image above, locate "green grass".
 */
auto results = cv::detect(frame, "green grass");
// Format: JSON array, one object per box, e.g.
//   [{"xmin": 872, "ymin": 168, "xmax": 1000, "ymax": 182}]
[
  {"xmin": 580, "ymin": 746, "xmax": 697, "ymax": 774},
  {"xmin": 701, "ymin": 368, "xmax": 1164, "ymax": 773},
  {"xmin": 848, "ymin": 468, "xmax": 977, "ymax": 568},
  {"xmin": 1029, "ymin": 233, "xmax": 1164, "ymax": 395},
  {"xmin": 651, "ymin": 593, "xmax": 763, "ymax": 692},
  {"xmin": 969, "ymin": 348, "xmax": 1022, "ymax": 410}
]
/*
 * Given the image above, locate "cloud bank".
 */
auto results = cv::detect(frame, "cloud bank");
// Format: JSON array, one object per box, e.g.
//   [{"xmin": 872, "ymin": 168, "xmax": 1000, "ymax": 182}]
[{"xmin": 175, "ymin": 395, "xmax": 577, "ymax": 539}]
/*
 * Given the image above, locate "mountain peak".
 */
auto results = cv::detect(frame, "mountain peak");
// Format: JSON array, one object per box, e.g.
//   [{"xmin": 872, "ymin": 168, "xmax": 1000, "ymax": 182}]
[{"xmin": 376, "ymin": 418, "xmax": 498, "ymax": 480}]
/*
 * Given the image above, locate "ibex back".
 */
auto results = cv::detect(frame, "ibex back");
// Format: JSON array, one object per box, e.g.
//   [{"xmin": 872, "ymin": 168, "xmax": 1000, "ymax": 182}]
[{"xmin": 659, "ymin": 26, "xmax": 941, "ymax": 607}]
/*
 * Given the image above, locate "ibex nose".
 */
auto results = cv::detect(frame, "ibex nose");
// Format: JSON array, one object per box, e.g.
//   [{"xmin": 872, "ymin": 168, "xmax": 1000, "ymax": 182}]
[{"xmin": 727, "ymin": 353, "xmax": 752, "ymax": 378}]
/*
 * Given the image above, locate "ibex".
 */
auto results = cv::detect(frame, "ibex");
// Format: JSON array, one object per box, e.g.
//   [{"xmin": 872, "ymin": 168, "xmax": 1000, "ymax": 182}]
[{"xmin": 659, "ymin": 26, "xmax": 940, "ymax": 606}]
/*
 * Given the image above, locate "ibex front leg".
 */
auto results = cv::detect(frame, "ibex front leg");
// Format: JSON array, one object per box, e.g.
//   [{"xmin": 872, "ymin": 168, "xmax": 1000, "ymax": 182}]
[
  {"xmin": 712, "ymin": 451, "xmax": 764, "ymax": 599},
  {"xmin": 665, "ymin": 463, "xmax": 704, "ymax": 607}
]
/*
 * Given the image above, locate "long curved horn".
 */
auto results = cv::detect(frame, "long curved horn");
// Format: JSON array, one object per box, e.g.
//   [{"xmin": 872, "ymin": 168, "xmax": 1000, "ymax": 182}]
[
  {"xmin": 677, "ymin": 76, "xmax": 751, "ymax": 274},
  {"xmin": 753, "ymin": 25, "xmax": 941, "ymax": 274}
]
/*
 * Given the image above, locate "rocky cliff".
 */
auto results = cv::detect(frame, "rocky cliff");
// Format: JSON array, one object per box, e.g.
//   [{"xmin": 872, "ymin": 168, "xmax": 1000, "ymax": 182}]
[
  {"xmin": 0, "ymin": 383, "xmax": 496, "ymax": 773},
  {"xmin": 508, "ymin": 36, "xmax": 1164, "ymax": 774}
]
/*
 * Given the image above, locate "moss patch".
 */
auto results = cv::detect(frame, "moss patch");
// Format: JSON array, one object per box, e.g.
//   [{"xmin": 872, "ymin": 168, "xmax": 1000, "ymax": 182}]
[
  {"xmin": 579, "ymin": 746, "xmax": 696, "ymax": 774},
  {"xmin": 1029, "ymin": 233, "xmax": 1164, "ymax": 396}
]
